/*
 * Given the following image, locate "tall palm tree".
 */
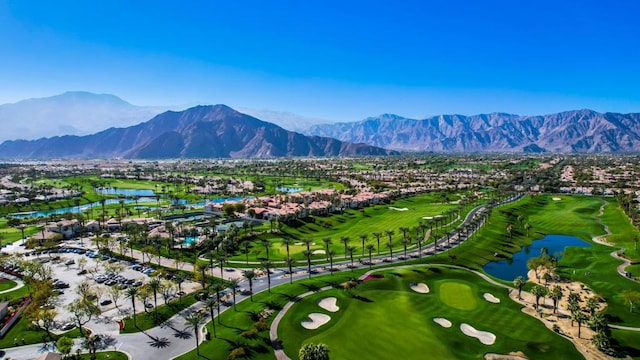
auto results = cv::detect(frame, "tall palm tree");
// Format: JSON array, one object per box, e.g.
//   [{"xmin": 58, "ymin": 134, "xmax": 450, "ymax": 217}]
[
  {"xmin": 302, "ymin": 238, "xmax": 313, "ymax": 253},
  {"xmin": 125, "ymin": 287, "xmax": 139, "ymax": 328},
  {"xmin": 148, "ymin": 277, "xmax": 162, "ymax": 322},
  {"xmin": 359, "ymin": 233, "xmax": 368, "ymax": 256},
  {"xmin": 303, "ymin": 250, "xmax": 313, "ymax": 279},
  {"xmin": 550, "ymin": 285, "xmax": 563, "ymax": 313},
  {"xmin": 242, "ymin": 240, "xmax": 251, "ymax": 264},
  {"xmin": 398, "ymin": 226, "xmax": 409, "ymax": 242},
  {"xmin": 282, "ymin": 238, "xmax": 293, "ymax": 259},
  {"xmin": 513, "ymin": 276, "xmax": 526, "ymax": 299},
  {"xmin": 328, "ymin": 250, "xmax": 335, "ymax": 274},
  {"xmin": 386, "ymin": 241, "xmax": 394, "ymax": 261},
  {"xmin": 184, "ymin": 312, "xmax": 206, "ymax": 355},
  {"xmin": 261, "ymin": 260, "xmax": 273, "ymax": 292},
  {"xmin": 366, "ymin": 244, "xmax": 375, "ymax": 269},
  {"xmin": 284, "ymin": 257, "xmax": 296, "ymax": 284},
  {"xmin": 385, "ymin": 229, "xmax": 394, "ymax": 244},
  {"xmin": 210, "ymin": 282, "xmax": 224, "ymax": 323},
  {"xmin": 372, "ymin": 232, "xmax": 382, "ymax": 255},
  {"xmin": 261, "ymin": 239, "xmax": 271, "ymax": 261},
  {"xmin": 243, "ymin": 270, "xmax": 256, "ymax": 301},
  {"xmin": 322, "ymin": 237, "xmax": 332, "ymax": 260},
  {"xmin": 204, "ymin": 298, "xmax": 218, "ymax": 338},
  {"xmin": 346, "ymin": 246, "xmax": 357, "ymax": 269},
  {"xmin": 340, "ymin": 236, "xmax": 350, "ymax": 259},
  {"xmin": 228, "ymin": 278, "xmax": 239, "ymax": 310}
]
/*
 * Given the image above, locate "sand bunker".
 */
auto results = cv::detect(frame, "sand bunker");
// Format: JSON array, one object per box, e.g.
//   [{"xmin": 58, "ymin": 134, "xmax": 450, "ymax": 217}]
[
  {"xmin": 433, "ymin": 317, "xmax": 452, "ymax": 328},
  {"xmin": 312, "ymin": 250, "xmax": 326, "ymax": 255},
  {"xmin": 460, "ymin": 323, "xmax": 496, "ymax": 345},
  {"xmin": 301, "ymin": 313, "xmax": 331, "ymax": 330},
  {"xmin": 552, "ymin": 197, "xmax": 562, "ymax": 201},
  {"xmin": 422, "ymin": 216, "xmax": 433, "ymax": 219},
  {"xmin": 294, "ymin": 242, "xmax": 316, "ymax": 246},
  {"xmin": 389, "ymin": 207, "xmax": 409, "ymax": 211},
  {"xmin": 318, "ymin": 297, "xmax": 339, "ymax": 312},
  {"xmin": 410, "ymin": 282, "xmax": 430, "ymax": 293},
  {"xmin": 483, "ymin": 293, "xmax": 500, "ymax": 304}
]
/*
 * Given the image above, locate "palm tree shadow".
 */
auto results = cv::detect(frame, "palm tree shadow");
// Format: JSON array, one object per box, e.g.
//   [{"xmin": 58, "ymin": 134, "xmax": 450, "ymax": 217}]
[
  {"xmin": 174, "ymin": 328, "xmax": 193, "ymax": 339},
  {"xmin": 148, "ymin": 336, "xmax": 171, "ymax": 348},
  {"xmin": 352, "ymin": 294, "xmax": 373, "ymax": 302}
]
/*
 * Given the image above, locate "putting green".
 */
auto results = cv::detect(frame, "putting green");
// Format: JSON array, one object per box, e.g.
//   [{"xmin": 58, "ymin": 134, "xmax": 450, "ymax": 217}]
[
  {"xmin": 278, "ymin": 266, "xmax": 582, "ymax": 360},
  {"xmin": 439, "ymin": 281, "xmax": 477, "ymax": 310}
]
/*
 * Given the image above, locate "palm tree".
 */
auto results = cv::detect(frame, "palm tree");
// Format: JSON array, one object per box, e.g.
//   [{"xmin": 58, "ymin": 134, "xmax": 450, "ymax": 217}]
[
  {"xmin": 284, "ymin": 257, "xmax": 296, "ymax": 284},
  {"xmin": 299, "ymin": 343, "xmax": 330, "ymax": 360},
  {"xmin": 372, "ymin": 232, "xmax": 382, "ymax": 255},
  {"xmin": 506, "ymin": 224, "xmax": 514, "ymax": 241},
  {"xmin": 513, "ymin": 276, "xmax": 526, "ymax": 299},
  {"xmin": 524, "ymin": 222, "xmax": 531, "ymax": 237},
  {"xmin": 328, "ymin": 250, "xmax": 335, "ymax": 274},
  {"xmin": 302, "ymin": 238, "xmax": 314, "ymax": 253},
  {"xmin": 346, "ymin": 246, "xmax": 356, "ymax": 269},
  {"xmin": 386, "ymin": 241, "xmax": 394, "ymax": 261},
  {"xmin": 204, "ymin": 298, "xmax": 218, "ymax": 338},
  {"xmin": 384, "ymin": 229, "xmax": 394, "ymax": 243},
  {"xmin": 574, "ymin": 310, "xmax": 588, "ymax": 338},
  {"xmin": 401, "ymin": 238, "xmax": 410, "ymax": 259},
  {"xmin": 282, "ymin": 238, "xmax": 294, "ymax": 259},
  {"xmin": 303, "ymin": 250, "xmax": 313, "ymax": 278},
  {"xmin": 184, "ymin": 312, "xmax": 206, "ymax": 355},
  {"xmin": 228, "ymin": 278, "xmax": 239, "ymax": 310},
  {"xmin": 550, "ymin": 285, "xmax": 563, "ymax": 313},
  {"xmin": 322, "ymin": 237, "xmax": 332, "ymax": 260},
  {"xmin": 359, "ymin": 233, "xmax": 368, "ymax": 256},
  {"xmin": 210, "ymin": 282, "xmax": 224, "ymax": 323},
  {"xmin": 148, "ymin": 277, "xmax": 162, "ymax": 322},
  {"xmin": 261, "ymin": 260, "xmax": 273, "ymax": 292},
  {"xmin": 243, "ymin": 270, "xmax": 256, "ymax": 301},
  {"xmin": 531, "ymin": 284, "xmax": 547, "ymax": 308},
  {"xmin": 366, "ymin": 244, "xmax": 375, "ymax": 269},
  {"xmin": 261, "ymin": 239, "xmax": 271, "ymax": 261},
  {"xmin": 242, "ymin": 240, "xmax": 251, "ymax": 264},
  {"xmin": 340, "ymin": 236, "xmax": 350, "ymax": 259},
  {"xmin": 125, "ymin": 287, "xmax": 139, "ymax": 328}
]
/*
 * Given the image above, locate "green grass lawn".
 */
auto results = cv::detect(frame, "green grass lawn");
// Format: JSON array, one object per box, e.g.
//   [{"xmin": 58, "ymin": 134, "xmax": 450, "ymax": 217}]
[
  {"xmin": 278, "ymin": 267, "xmax": 582, "ymax": 360},
  {"xmin": 0, "ymin": 316, "xmax": 83, "ymax": 348},
  {"xmin": 0, "ymin": 278, "xmax": 18, "ymax": 291},
  {"xmin": 79, "ymin": 351, "xmax": 129, "ymax": 360}
]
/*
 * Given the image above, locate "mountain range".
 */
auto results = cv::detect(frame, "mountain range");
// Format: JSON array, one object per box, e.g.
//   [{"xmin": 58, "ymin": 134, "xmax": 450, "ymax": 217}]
[
  {"xmin": 0, "ymin": 105, "xmax": 395, "ymax": 159},
  {"xmin": 0, "ymin": 91, "xmax": 171, "ymax": 142},
  {"xmin": 304, "ymin": 110, "xmax": 640, "ymax": 153}
]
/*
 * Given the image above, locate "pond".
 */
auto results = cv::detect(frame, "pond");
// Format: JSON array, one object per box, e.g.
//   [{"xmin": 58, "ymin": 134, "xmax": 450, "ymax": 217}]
[
  {"xmin": 9, "ymin": 199, "xmax": 140, "ymax": 219},
  {"xmin": 276, "ymin": 187, "xmax": 304, "ymax": 193},
  {"xmin": 483, "ymin": 234, "xmax": 591, "ymax": 281}
]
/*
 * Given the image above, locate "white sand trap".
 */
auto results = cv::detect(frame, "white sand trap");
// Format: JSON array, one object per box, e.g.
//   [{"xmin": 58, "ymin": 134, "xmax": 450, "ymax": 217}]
[
  {"xmin": 389, "ymin": 207, "xmax": 409, "ymax": 211},
  {"xmin": 318, "ymin": 297, "xmax": 339, "ymax": 312},
  {"xmin": 483, "ymin": 293, "xmax": 500, "ymax": 304},
  {"xmin": 410, "ymin": 282, "xmax": 430, "ymax": 293},
  {"xmin": 460, "ymin": 323, "xmax": 496, "ymax": 345},
  {"xmin": 294, "ymin": 242, "xmax": 316, "ymax": 246},
  {"xmin": 552, "ymin": 197, "xmax": 562, "ymax": 201},
  {"xmin": 433, "ymin": 317, "xmax": 452, "ymax": 328},
  {"xmin": 422, "ymin": 216, "xmax": 433, "ymax": 219},
  {"xmin": 312, "ymin": 250, "xmax": 326, "ymax": 255},
  {"xmin": 301, "ymin": 313, "xmax": 331, "ymax": 329}
]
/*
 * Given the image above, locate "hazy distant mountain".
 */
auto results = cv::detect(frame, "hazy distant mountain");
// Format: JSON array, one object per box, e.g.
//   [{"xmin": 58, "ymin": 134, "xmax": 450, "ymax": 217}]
[
  {"xmin": 236, "ymin": 108, "xmax": 332, "ymax": 132},
  {"xmin": 305, "ymin": 110, "xmax": 640, "ymax": 153},
  {"xmin": 0, "ymin": 105, "xmax": 396, "ymax": 159},
  {"xmin": 0, "ymin": 91, "xmax": 171, "ymax": 141}
]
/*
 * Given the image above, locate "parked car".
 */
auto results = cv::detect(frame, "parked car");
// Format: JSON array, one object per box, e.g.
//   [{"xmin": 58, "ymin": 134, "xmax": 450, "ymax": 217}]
[{"xmin": 100, "ymin": 299, "xmax": 113, "ymax": 306}]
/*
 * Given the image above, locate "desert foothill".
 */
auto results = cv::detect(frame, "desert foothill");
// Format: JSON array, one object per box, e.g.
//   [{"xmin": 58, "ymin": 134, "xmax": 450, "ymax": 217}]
[{"xmin": 2, "ymin": 2, "xmax": 640, "ymax": 359}]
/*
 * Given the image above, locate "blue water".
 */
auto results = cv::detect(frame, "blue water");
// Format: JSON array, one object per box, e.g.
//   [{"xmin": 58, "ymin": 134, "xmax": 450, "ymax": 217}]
[
  {"xmin": 483, "ymin": 234, "xmax": 591, "ymax": 281},
  {"xmin": 276, "ymin": 187, "xmax": 303, "ymax": 193},
  {"xmin": 183, "ymin": 236, "xmax": 199, "ymax": 246},
  {"xmin": 97, "ymin": 188, "xmax": 155, "ymax": 197},
  {"xmin": 188, "ymin": 196, "xmax": 253, "ymax": 207},
  {"xmin": 9, "ymin": 199, "xmax": 140, "ymax": 219}
]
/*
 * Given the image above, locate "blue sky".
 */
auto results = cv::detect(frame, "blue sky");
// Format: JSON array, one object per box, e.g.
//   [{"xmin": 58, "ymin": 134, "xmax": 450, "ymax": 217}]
[{"xmin": 1, "ymin": 0, "xmax": 639, "ymax": 121}]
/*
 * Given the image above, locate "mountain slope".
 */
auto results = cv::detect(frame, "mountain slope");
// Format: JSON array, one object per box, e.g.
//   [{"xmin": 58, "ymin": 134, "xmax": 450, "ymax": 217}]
[
  {"xmin": 305, "ymin": 110, "xmax": 640, "ymax": 153},
  {"xmin": 0, "ymin": 91, "xmax": 171, "ymax": 141},
  {"xmin": 0, "ymin": 105, "xmax": 396, "ymax": 159}
]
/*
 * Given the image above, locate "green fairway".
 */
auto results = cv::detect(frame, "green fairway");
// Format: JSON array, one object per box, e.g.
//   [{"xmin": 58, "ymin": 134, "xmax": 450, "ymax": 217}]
[
  {"xmin": 0, "ymin": 278, "xmax": 18, "ymax": 291},
  {"xmin": 278, "ymin": 267, "xmax": 582, "ymax": 360}
]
